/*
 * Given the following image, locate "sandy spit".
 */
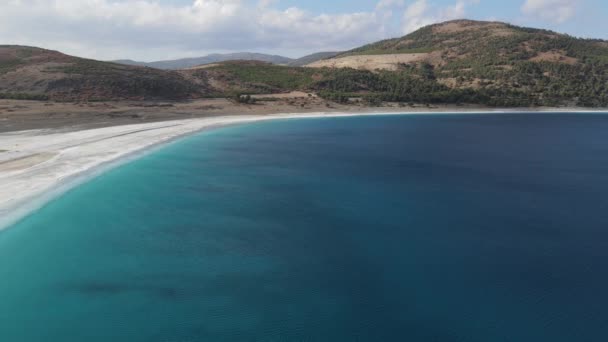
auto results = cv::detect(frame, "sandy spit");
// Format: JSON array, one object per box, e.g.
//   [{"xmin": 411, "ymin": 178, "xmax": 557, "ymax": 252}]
[{"xmin": 0, "ymin": 112, "xmax": 403, "ymax": 230}]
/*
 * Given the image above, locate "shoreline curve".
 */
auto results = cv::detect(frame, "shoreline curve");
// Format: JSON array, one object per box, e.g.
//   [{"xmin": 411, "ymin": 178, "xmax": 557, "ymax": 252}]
[{"xmin": 1, "ymin": 109, "xmax": 606, "ymax": 231}]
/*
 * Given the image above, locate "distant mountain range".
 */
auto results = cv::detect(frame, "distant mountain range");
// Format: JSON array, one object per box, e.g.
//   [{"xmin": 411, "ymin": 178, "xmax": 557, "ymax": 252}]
[
  {"xmin": 113, "ymin": 53, "xmax": 292, "ymax": 69},
  {"xmin": 112, "ymin": 52, "xmax": 340, "ymax": 70},
  {"xmin": 1, "ymin": 19, "xmax": 608, "ymax": 107}
]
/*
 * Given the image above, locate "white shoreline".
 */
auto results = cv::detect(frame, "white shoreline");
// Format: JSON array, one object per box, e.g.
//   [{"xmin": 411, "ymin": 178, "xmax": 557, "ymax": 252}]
[{"xmin": 0, "ymin": 109, "xmax": 606, "ymax": 231}]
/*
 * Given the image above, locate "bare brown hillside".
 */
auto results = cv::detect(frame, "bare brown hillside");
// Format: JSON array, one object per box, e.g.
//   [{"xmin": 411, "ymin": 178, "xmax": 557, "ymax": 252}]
[{"xmin": 0, "ymin": 46, "xmax": 202, "ymax": 101}]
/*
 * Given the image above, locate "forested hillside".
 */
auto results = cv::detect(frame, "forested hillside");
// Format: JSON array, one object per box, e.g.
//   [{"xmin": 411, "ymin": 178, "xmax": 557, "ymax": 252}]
[{"xmin": 307, "ymin": 20, "xmax": 608, "ymax": 107}]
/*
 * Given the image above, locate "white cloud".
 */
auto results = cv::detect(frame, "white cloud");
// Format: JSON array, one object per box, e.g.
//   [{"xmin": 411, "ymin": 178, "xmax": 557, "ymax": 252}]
[
  {"xmin": 0, "ymin": 0, "xmax": 391, "ymax": 61},
  {"xmin": 0, "ymin": 0, "xmax": 487, "ymax": 61},
  {"xmin": 376, "ymin": 0, "xmax": 405, "ymax": 11},
  {"xmin": 258, "ymin": 0, "xmax": 279, "ymax": 9},
  {"xmin": 521, "ymin": 0, "xmax": 580, "ymax": 23},
  {"xmin": 403, "ymin": 0, "xmax": 431, "ymax": 33},
  {"xmin": 402, "ymin": 0, "xmax": 479, "ymax": 33}
]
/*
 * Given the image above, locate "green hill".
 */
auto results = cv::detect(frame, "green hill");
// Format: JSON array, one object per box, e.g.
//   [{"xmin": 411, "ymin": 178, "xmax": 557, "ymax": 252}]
[{"xmin": 308, "ymin": 20, "xmax": 608, "ymax": 106}]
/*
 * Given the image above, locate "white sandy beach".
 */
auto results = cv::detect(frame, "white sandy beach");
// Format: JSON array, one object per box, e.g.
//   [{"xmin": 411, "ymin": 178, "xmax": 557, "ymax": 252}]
[
  {"xmin": 0, "ymin": 112, "xmax": 396, "ymax": 229},
  {"xmin": 0, "ymin": 109, "xmax": 605, "ymax": 230}
]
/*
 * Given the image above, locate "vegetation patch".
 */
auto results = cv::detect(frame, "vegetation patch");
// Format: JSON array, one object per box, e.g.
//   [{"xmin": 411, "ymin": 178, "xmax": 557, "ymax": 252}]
[
  {"xmin": 208, "ymin": 63, "xmax": 319, "ymax": 90},
  {"xmin": 0, "ymin": 93, "xmax": 49, "ymax": 101},
  {"xmin": 0, "ymin": 59, "xmax": 25, "ymax": 75}
]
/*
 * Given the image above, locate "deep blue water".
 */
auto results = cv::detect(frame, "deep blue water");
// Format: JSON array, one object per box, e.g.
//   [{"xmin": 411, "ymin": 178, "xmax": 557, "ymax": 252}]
[{"xmin": 2, "ymin": 114, "xmax": 608, "ymax": 341}]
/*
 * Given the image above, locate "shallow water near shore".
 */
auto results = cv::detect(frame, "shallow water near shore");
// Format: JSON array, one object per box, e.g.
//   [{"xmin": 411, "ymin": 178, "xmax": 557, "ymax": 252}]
[{"xmin": 1, "ymin": 113, "xmax": 608, "ymax": 341}]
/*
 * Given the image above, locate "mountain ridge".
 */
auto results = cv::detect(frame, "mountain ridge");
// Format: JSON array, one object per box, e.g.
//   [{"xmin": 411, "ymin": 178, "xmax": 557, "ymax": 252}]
[
  {"xmin": 112, "ymin": 51, "xmax": 342, "ymax": 70},
  {"xmin": 112, "ymin": 52, "xmax": 294, "ymax": 70},
  {"xmin": 308, "ymin": 19, "xmax": 608, "ymax": 70},
  {"xmin": 2, "ymin": 20, "xmax": 608, "ymax": 106},
  {"xmin": 298, "ymin": 19, "xmax": 608, "ymax": 106}
]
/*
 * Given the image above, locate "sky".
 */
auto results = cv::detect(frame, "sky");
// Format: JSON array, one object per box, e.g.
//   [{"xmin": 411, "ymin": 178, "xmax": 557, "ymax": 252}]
[{"xmin": 0, "ymin": 0, "xmax": 606, "ymax": 61}]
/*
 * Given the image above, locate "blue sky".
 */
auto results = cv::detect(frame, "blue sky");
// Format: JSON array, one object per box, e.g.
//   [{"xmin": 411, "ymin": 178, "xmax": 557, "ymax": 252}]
[
  {"xmin": 160, "ymin": 0, "xmax": 605, "ymax": 35},
  {"xmin": 0, "ymin": 0, "xmax": 605, "ymax": 61}
]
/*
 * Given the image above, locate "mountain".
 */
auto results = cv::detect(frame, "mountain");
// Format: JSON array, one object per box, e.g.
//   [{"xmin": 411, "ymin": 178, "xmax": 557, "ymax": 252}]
[
  {"xmin": 308, "ymin": 19, "xmax": 608, "ymax": 70},
  {"xmin": 3, "ymin": 20, "xmax": 608, "ymax": 106},
  {"xmin": 112, "ymin": 53, "xmax": 294, "ymax": 70},
  {"xmin": 300, "ymin": 19, "xmax": 608, "ymax": 106},
  {"xmin": 0, "ymin": 46, "xmax": 202, "ymax": 101},
  {"xmin": 287, "ymin": 52, "xmax": 341, "ymax": 67},
  {"xmin": 111, "ymin": 59, "xmax": 149, "ymax": 67},
  {"xmin": 189, "ymin": 20, "xmax": 608, "ymax": 107},
  {"xmin": 113, "ymin": 51, "xmax": 340, "ymax": 70}
]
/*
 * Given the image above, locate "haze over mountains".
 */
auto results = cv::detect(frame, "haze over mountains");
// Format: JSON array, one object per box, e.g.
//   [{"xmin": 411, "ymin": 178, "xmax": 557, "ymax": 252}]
[
  {"xmin": 1, "ymin": 20, "xmax": 608, "ymax": 107},
  {"xmin": 113, "ymin": 52, "xmax": 341, "ymax": 70}
]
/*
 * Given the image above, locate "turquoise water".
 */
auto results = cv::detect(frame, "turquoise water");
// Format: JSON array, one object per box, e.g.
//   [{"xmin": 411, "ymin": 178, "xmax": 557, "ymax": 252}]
[{"xmin": 2, "ymin": 114, "xmax": 608, "ymax": 341}]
